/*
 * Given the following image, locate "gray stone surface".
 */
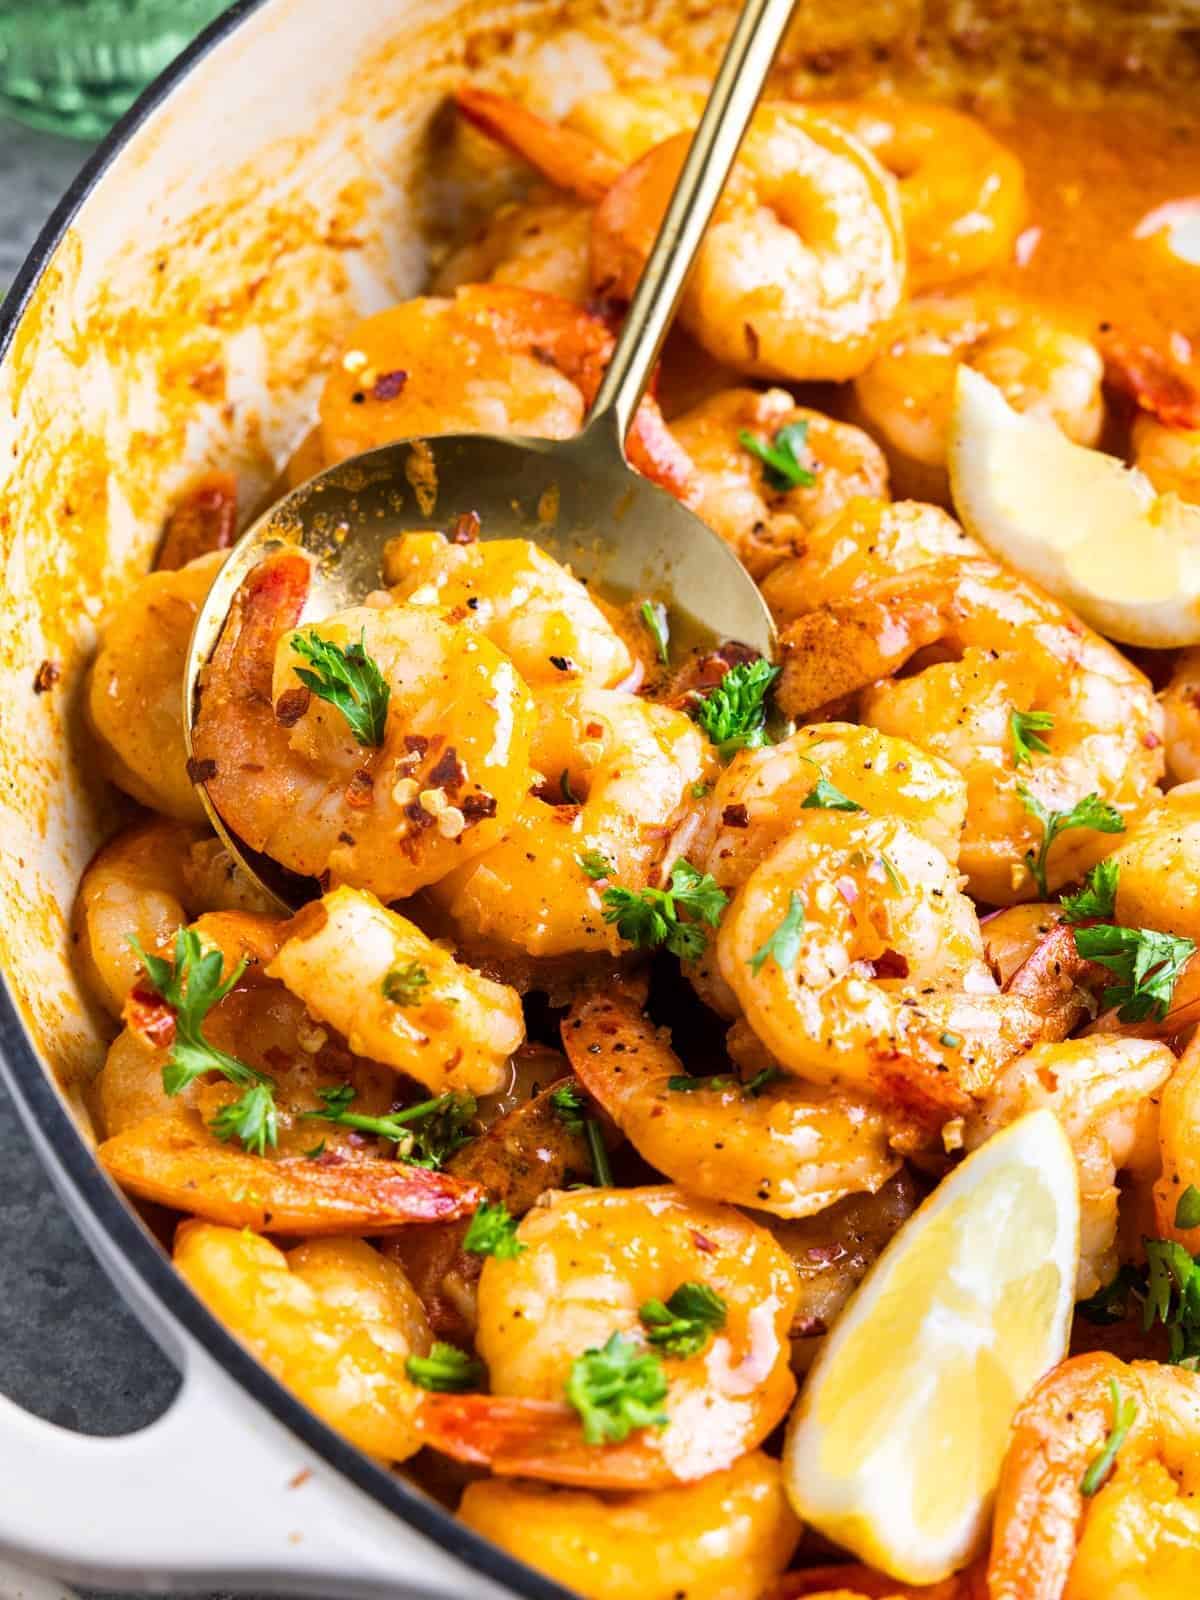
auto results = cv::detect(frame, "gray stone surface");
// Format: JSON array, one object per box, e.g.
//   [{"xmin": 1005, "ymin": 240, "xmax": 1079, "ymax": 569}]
[{"xmin": 0, "ymin": 118, "xmax": 253, "ymax": 1600}]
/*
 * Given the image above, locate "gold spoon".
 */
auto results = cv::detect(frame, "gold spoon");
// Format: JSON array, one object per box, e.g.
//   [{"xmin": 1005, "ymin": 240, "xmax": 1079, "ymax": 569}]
[{"xmin": 184, "ymin": 0, "xmax": 795, "ymax": 908}]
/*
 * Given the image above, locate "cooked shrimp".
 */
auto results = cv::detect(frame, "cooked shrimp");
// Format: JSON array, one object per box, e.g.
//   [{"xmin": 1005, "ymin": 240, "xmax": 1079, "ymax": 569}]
[
  {"xmin": 770, "ymin": 1171, "xmax": 918, "ymax": 1362},
  {"xmin": 851, "ymin": 293, "xmax": 1104, "ymax": 501},
  {"xmin": 459, "ymin": 1450, "xmax": 801, "ymax": 1600},
  {"xmin": 175, "ymin": 1224, "xmax": 432, "ymax": 1460},
  {"xmin": 155, "ymin": 470, "xmax": 237, "ymax": 570},
  {"xmin": 267, "ymin": 887, "xmax": 524, "ymax": 1098},
  {"xmin": 591, "ymin": 106, "xmax": 905, "ymax": 381},
  {"xmin": 769, "ymin": 1558, "xmax": 986, "ymax": 1599},
  {"xmin": 1153, "ymin": 1031, "xmax": 1200, "ymax": 1250},
  {"xmin": 981, "ymin": 904, "xmax": 1065, "ymax": 987},
  {"xmin": 813, "ymin": 102, "xmax": 1026, "ymax": 292},
  {"xmin": 1106, "ymin": 781, "xmax": 1200, "ymax": 940},
  {"xmin": 454, "ymin": 85, "xmax": 625, "ymax": 202},
  {"xmin": 383, "ymin": 531, "xmax": 633, "ymax": 688},
  {"xmin": 565, "ymin": 83, "xmax": 706, "ymax": 165},
  {"xmin": 771, "ymin": 502, "xmax": 1164, "ymax": 904},
  {"xmin": 668, "ymin": 388, "xmax": 889, "ymax": 580},
  {"xmin": 717, "ymin": 809, "xmax": 1041, "ymax": 1126},
  {"xmin": 564, "ymin": 988, "xmax": 902, "ymax": 1218},
  {"xmin": 988, "ymin": 1352, "xmax": 1200, "ymax": 1600},
  {"xmin": 190, "ymin": 550, "xmax": 536, "ymax": 903},
  {"xmin": 86, "ymin": 550, "xmax": 224, "ymax": 823},
  {"xmin": 1132, "ymin": 413, "xmax": 1200, "ymax": 503},
  {"xmin": 97, "ymin": 910, "xmax": 484, "ymax": 1231},
  {"xmin": 73, "ymin": 816, "xmax": 277, "ymax": 1018},
  {"xmin": 433, "ymin": 198, "xmax": 593, "ymax": 304},
  {"xmin": 387, "ymin": 1070, "xmax": 598, "ymax": 1341},
  {"xmin": 964, "ymin": 1036, "xmax": 1173, "ymax": 1298},
  {"xmin": 418, "ymin": 1186, "xmax": 799, "ymax": 1488},
  {"xmin": 431, "ymin": 684, "xmax": 710, "ymax": 959},
  {"xmin": 318, "ymin": 285, "xmax": 693, "ymax": 500},
  {"xmin": 1159, "ymin": 649, "xmax": 1200, "ymax": 786}
]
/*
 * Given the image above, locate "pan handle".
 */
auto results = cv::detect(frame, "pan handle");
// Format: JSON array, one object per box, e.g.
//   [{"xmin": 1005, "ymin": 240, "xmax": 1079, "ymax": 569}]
[{"xmin": 0, "ymin": 1328, "xmax": 512, "ymax": 1600}]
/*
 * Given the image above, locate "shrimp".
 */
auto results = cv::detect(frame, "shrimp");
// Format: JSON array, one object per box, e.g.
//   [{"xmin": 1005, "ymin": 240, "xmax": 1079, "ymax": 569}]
[
  {"xmin": 72, "ymin": 816, "xmax": 277, "ymax": 1018},
  {"xmin": 96, "ymin": 910, "xmax": 484, "ymax": 1232},
  {"xmin": 175, "ymin": 1224, "xmax": 432, "ymax": 1460},
  {"xmin": 564, "ymin": 988, "xmax": 902, "ymax": 1218},
  {"xmin": 382, "ymin": 530, "xmax": 633, "ymax": 688},
  {"xmin": 964, "ymin": 1037, "xmax": 1173, "ymax": 1299},
  {"xmin": 155, "ymin": 470, "xmax": 237, "ymax": 570},
  {"xmin": 432, "ymin": 198, "xmax": 593, "ymax": 304},
  {"xmin": 590, "ymin": 105, "xmax": 905, "ymax": 382},
  {"xmin": 851, "ymin": 294, "xmax": 1104, "ymax": 502},
  {"xmin": 1105, "ymin": 782, "xmax": 1200, "ymax": 941},
  {"xmin": 430, "ymin": 684, "xmax": 710, "ymax": 959},
  {"xmin": 565, "ymin": 83, "xmax": 706, "ymax": 165},
  {"xmin": 86, "ymin": 550, "xmax": 224, "ymax": 823},
  {"xmin": 813, "ymin": 102, "xmax": 1027, "ymax": 292},
  {"xmin": 458, "ymin": 1450, "xmax": 801, "ymax": 1600},
  {"xmin": 267, "ymin": 887, "xmax": 524, "ymax": 1098},
  {"xmin": 668, "ymin": 388, "xmax": 889, "ymax": 581},
  {"xmin": 716, "ymin": 809, "xmax": 1041, "ymax": 1127},
  {"xmin": 418, "ymin": 1186, "xmax": 799, "ymax": 1488},
  {"xmin": 771, "ymin": 502, "xmax": 1164, "ymax": 905},
  {"xmin": 318, "ymin": 285, "xmax": 694, "ymax": 500},
  {"xmin": 190, "ymin": 550, "xmax": 536, "ymax": 903},
  {"xmin": 387, "ymin": 1069, "xmax": 599, "ymax": 1341},
  {"xmin": 988, "ymin": 1352, "xmax": 1200, "ymax": 1600},
  {"xmin": 1153, "ymin": 1031, "xmax": 1200, "ymax": 1250},
  {"xmin": 1159, "ymin": 650, "xmax": 1200, "ymax": 786},
  {"xmin": 769, "ymin": 1170, "xmax": 918, "ymax": 1355},
  {"xmin": 1132, "ymin": 413, "xmax": 1200, "ymax": 504},
  {"xmin": 454, "ymin": 85, "xmax": 625, "ymax": 202}
]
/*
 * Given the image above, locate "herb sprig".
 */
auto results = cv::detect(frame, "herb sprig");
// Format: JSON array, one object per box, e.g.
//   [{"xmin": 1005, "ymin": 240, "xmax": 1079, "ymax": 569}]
[
  {"xmin": 291, "ymin": 628, "xmax": 390, "ymax": 747},
  {"xmin": 564, "ymin": 1332, "xmax": 669, "ymax": 1445},
  {"xmin": 1010, "ymin": 708, "xmax": 1055, "ymax": 766},
  {"xmin": 692, "ymin": 659, "xmax": 780, "ymax": 760},
  {"xmin": 1072, "ymin": 923, "xmax": 1195, "ymax": 1022},
  {"xmin": 463, "ymin": 1199, "xmax": 525, "ymax": 1259},
  {"xmin": 300, "ymin": 1084, "xmax": 476, "ymax": 1169},
  {"xmin": 748, "ymin": 891, "xmax": 806, "ymax": 974},
  {"xmin": 1081, "ymin": 1379, "xmax": 1138, "ymax": 1496},
  {"xmin": 640, "ymin": 600, "xmax": 670, "ymax": 666},
  {"xmin": 1017, "ymin": 785, "xmax": 1125, "ymax": 898},
  {"xmin": 1060, "ymin": 858, "xmax": 1120, "ymax": 924},
  {"xmin": 602, "ymin": 860, "xmax": 728, "ymax": 962},
  {"xmin": 406, "ymin": 1342, "xmax": 485, "ymax": 1393},
  {"xmin": 739, "ymin": 421, "xmax": 816, "ymax": 492},
  {"xmin": 638, "ymin": 1283, "xmax": 726, "ymax": 1358}
]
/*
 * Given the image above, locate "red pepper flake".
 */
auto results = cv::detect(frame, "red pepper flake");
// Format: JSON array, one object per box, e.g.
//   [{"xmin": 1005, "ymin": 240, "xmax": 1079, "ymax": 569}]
[
  {"xmin": 404, "ymin": 734, "xmax": 430, "ymax": 757},
  {"xmin": 461, "ymin": 791, "xmax": 497, "ymax": 821},
  {"xmin": 1143, "ymin": 731, "xmax": 1162, "ymax": 750},
  {"xmin": 449, "ymin": 511, "xmax": 481, "ymax": 545},
  {"xmin": 690, "ymin": 1229, "xmax": 718, "ymax": 1255},
  {"xmin": 288, "ymin": 1468, "xmax": 313, "ymax": 1490},
  {"xmin": 345, "ymin": 769, "xmax": 375, "ymax": 809},
  {"xmin": 186, "ymin": 756, "xmax": 218, "ymax": 783},
  {"xmin": 32, "ymin": 660, "xmax": 60, "ymax": 694},
  {"xmin": 123, "ymin": 985, "xmax": 176, "ymax": 1048},
  {"xmin": 428, "ymin": 745, "xmax": 465, "ymax": 792},
  {"xmin": 872, "ymin": 949, "xmax": 910, "ymax": 980},
  {"xmin": 371, "ymin": 369, "xmax": 408, "ymax": 401},
  {"xmin": 722, "ymin": 803, "xmax": 750, "ymax": 829},
  {"xmin": 274, "ymin": 687, "xmax": 311, "ymax": 727},
  {"xmin": 404, "ymin": 800, "xmax": 435, "ymax": 830}
]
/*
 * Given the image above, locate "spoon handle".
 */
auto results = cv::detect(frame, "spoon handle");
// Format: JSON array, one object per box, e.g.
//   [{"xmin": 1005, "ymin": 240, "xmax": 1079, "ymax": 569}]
[{"xmin": 583, "ymin": 0, "xmax": 797, "ymax": 454}]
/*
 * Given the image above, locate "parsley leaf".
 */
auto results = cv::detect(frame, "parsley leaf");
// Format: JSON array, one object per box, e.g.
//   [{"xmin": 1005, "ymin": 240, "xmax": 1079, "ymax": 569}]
[
  {"xmin": 802, "ymin": 776, "xmax": 863, "ymax": 813},
  {"xmin": 667, "ymin": 1073, "xmax": 737, "ymax": 1093},
  {"xmin": 131, "ymin": 928, "xmax": 276, "ymax": 1154},
  {"xmin": 300, "ymin": 1085, "xmax": 476, "ymax": 1168},
  {"xmin": 550, "ymin": 1083, "xmax": 587, "ymax": 1134},
  {"xmin": 1010, "ymin": 708, "xmax": 1055, "ymax": 766},
  {"xmin": 584, "ymin": 1118, "xmax": 613, "ymax": 1188},
  {"xmin": 1060, "ymin": 858, "xmax": 1120, "ymax": 924},
  {"xmin": 382, "ymin": 963, "xmax": 429, "ymax": 1006},
  {"xmin": 692, "ymin": 659, "xmax": 781, "ymax": 760},
  {"xmin": 406, "ymin": 1342, "xmax": 485, "ymax": 1393},
  {"xmin": 638, "ymin": 1283, "xmax": 726, "ymax": 1358},
  {"xmin": 564, "ymin": 1332, "xmax": 669, "ymax": 1445},
  {"xmin": 748, "ymin": 891, "xmax": 806, "ymax": 974},
  {"xmin": 1178, "ymin": 1186, "xmax": 1200, "ymax": 1231},
  {"xmin": 602, "ymin": 859, "xmax": 728, "ymax": 962},
  {"xmin": 576, "ymin": 848, "xmax": 613, "ymax": 881},
  {"xmin": 1081, "ymin": 1378, "xmax": 1138, "ymax": 1497},
  {"xmin": 291, "ymin": 627, "xmax": 390, "ymax": 747},
  {"xmin": 738, "ymin": 421, "xmax": 817, "ymax": 492},
  {"xmin": 463, "ymin": 1199, "xmax": 525, "ymax": 1259},
  {"xmin": 1017, "ymin": 785, "xmax": 1125, "ymax": 898},
  {"xmin": 1072, "ymin": 923, "xmax": 1195, "ymax": 1022},
  {"xmin": 640, "ymin": 599, "xmax": 670, "ymax": 666}
]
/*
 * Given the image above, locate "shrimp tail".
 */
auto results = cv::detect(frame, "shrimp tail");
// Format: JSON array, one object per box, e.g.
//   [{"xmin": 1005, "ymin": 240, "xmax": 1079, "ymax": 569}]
[
  {"xmin": 1099, "ymin": 330, "xmax": 1200, "ymax": 430},
  {"xmin": 417, "ymin": 1391, "xmax": 678, "ymax": 1489},
  {"xmin": 454, "ymin": 86, "xmax": 623, "ymax": 203}
]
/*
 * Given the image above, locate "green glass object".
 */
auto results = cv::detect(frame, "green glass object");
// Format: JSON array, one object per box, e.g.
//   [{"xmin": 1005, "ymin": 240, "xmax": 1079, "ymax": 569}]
[{"xmin": 0, "ymin": 0, "xmax": 228, "ymax": 138}]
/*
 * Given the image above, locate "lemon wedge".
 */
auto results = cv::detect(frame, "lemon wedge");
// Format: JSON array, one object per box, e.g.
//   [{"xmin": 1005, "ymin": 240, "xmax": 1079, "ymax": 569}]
[
  {"xmin": 948, "ymin": 364, "xmax": 1200, "ymax": 647},
  {"xmin": 782, "ymin": 1108, "xmax": 1079, "ymax": 1585}
]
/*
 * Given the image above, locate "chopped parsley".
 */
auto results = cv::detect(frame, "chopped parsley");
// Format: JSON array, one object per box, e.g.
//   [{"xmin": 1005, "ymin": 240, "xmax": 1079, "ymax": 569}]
[
  {"xmin": 690, "ymin": 781, "xmax": 711, "ymax": 800},
  {"xmin": 748, "ymin": 891, "xmax": 806, "ymax": 974},
  {"xmin": 1017, "ymin": 785, "xmax": 1125, "ymax": 899},
  {"xmin": 801, "ymin": 776, "xmax": 863, "ymax": 813},
  {"xmin": 564, "ymin": 1332, "xmax": 669, "ymax": 1445},
  {"xmin": 667, "ymin": 1073, "xmax": 737, "ymax": 1093},
  {"xmin": 1060, "ymin": 858, "xmax": 1120, "ymax": 924},
  {"xmin": 463, "ymin": 1199, "xmax": 525, "ymax": 1259},
  {"xmin": 738, "ymin": 420, "xmax": 817, "ymax": 492},
  {"xmin": 1010, "ymin": 708, "xmax": 1055, "ymax": 766},
  {"xmin": 638, "ymin": 1283, "xmax": 726, "ymax": 1358},
  {"xmin": 550, "ymin": 1083, "xmax": 587, "ymax": 1134},
  {"xmin": 640, "ymin": 599, "xmax": 670, "ymax": 666},
  {"xmin": 291, "ymin": 627, "xmax": 390, "ymax": 747},
  {"xmin": 576, "ymin": 848, "xmax": 613, "ymax": 881},
  {"xmin": 1078, "ymin": 1239, "xmax": 1200, "ymax": 1365},
  {"xmin": 1080, "ymin": 1379, "xmax": 1138, "ymax": 1497},
  {"xmin": 131, "ymin": 928, "xmax": 277, "ymax": 1155},
  {"xmin": 1072, "ymin": 923, "xmax": 1195, "ymax": 1022},
  {"xmin": 381, "ymin": 962, "xmax": 429, "ymax": 1006},
  {"xmin": 692, "ymin": 659, "xmax": 780, "ymax": 760},
  {"xmin": 1178, "ymin": 1186, "xmax": 1200, "ymax": 1231},
  {"xmin": 602, "ymin": 859, "xmax": 728, "ymax": 962},
  {"xmin": 406, "ymin": 1342, "xmax": 485, "ymax": 1393},
  {"xmin": 300, "ymin": 1084, "xmax": 476, "ymax": 1169},
  {"xmin": 879, "ymin": 852, "xmax": 903, "ymax": 893}
]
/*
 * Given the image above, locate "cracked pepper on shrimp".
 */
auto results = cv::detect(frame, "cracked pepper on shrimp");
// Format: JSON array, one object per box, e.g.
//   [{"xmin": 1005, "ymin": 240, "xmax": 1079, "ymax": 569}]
[{"xmin": 75, "ymin": 61, "xmax": 1200, "ymax": 1600}]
